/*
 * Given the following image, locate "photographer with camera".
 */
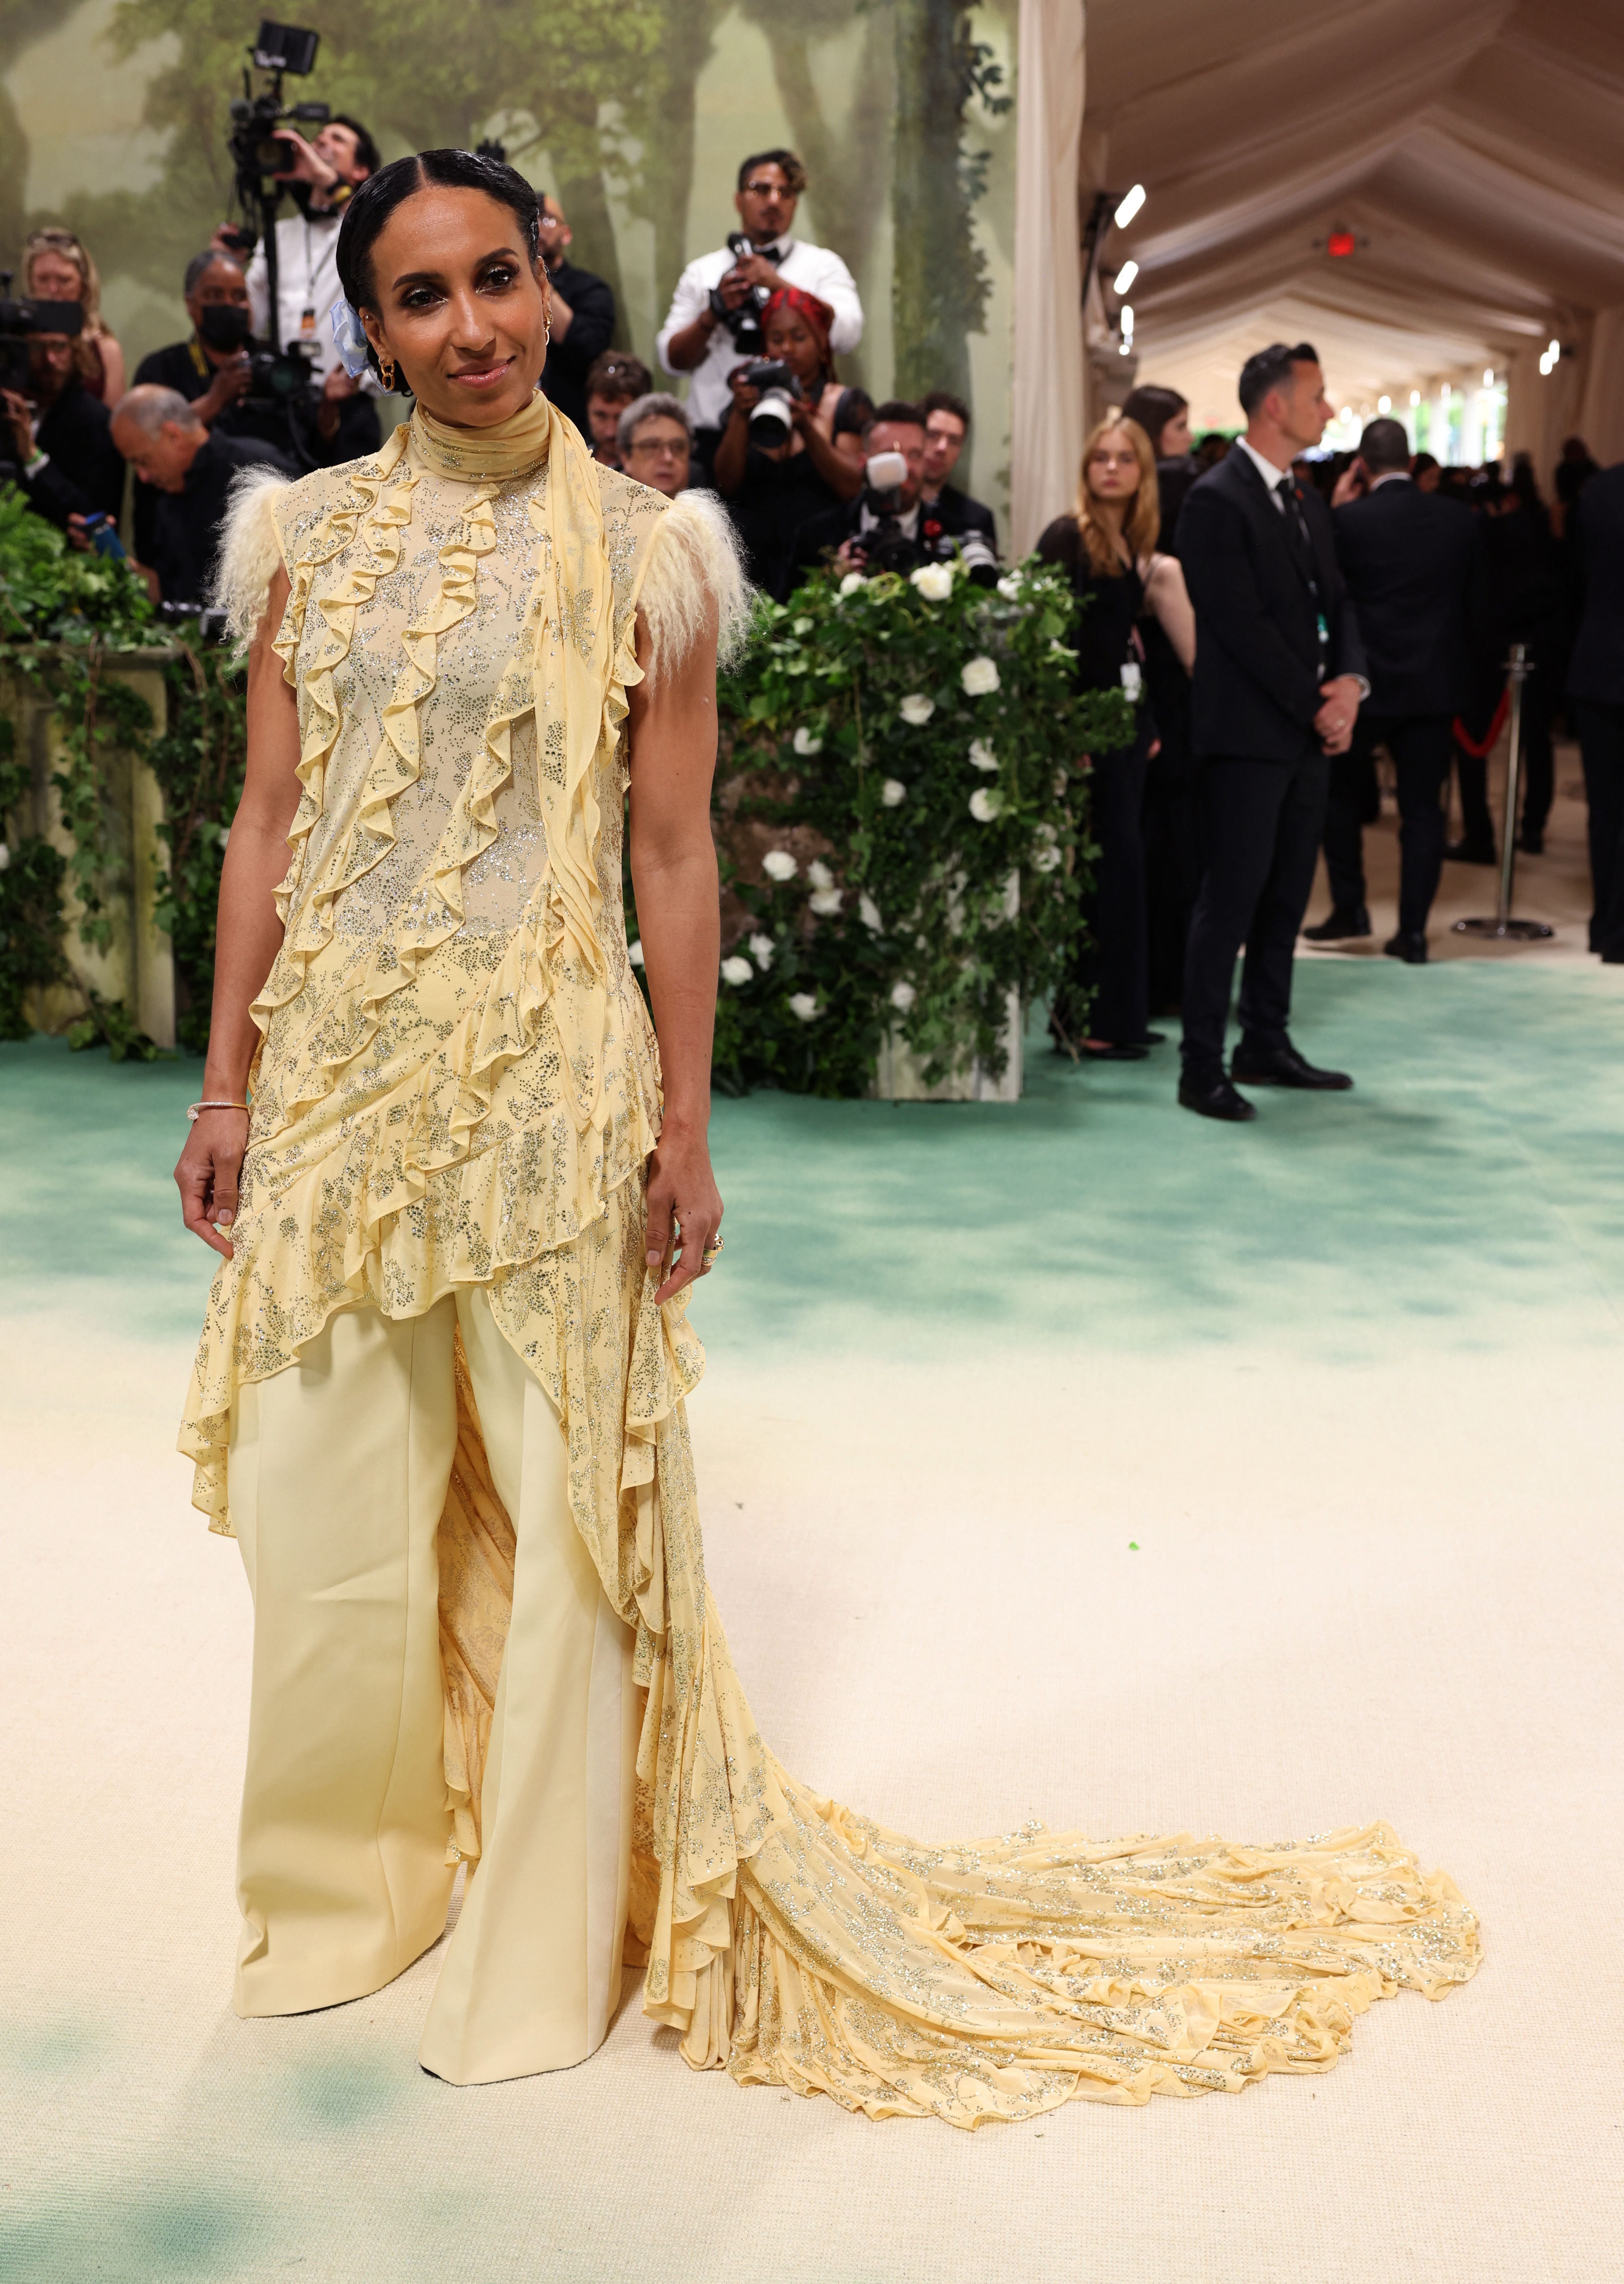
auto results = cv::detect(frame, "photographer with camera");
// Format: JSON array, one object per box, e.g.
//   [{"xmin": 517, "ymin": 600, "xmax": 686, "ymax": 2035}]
[
  {"xmin": 2, "ymin": 313, "xmax": 124, "ymax": 533},
  {"xmin": 110, "ymin": 384, "xmax": 292, "ymax": 609},
  {"xmin": 710, "ymin": 286, "xmax": 869, "ymax": 601},
  {"xmin": 793, "ymin": 400, "xmax": 998, "ymax": 589},
  {"xmin": 229, "ymin": 112, "xmax": 382, "ymax": 459},
  {"xmin": 656, "ymin": 149, "xmax": 862, "ymax": 472}
]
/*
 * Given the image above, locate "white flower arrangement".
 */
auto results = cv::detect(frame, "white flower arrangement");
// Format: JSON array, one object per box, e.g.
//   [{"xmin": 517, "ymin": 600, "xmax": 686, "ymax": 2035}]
[
  {"xmin": 720, "ymin": 954, "xmax": 753, "ymax": 986},
  {"xmin": 792, "ymin": 726, "xmax": 823, "ymax": 755},
  {"xmin": 889, "ymin": 980, "xmax": 917, "ymax": 1012},
  {"xmin": 628, "ymin": 938, "xmax": 645, "ymax": 966},
  {"xmin": 809, "ymin": 889, "xmax": 842, "ymax": 915},
  {"xmin": 788, "ymin": 992, "xmax": 820, "ymax": 1021},
  {"xmin": 858, "ymin": 893, "xmax": 883, "ymax": 933},
  {"xmin": 898, "ymin": 693, "xmax": 936, "ymax": 726},
  {"xmin": 995, "ymin": 571, "xmax": 1024, "ymax": 601},
  {"xmin": 909, "ymin": 561, "xmax": 954, "ymax": 602},
  {"xmin": 807, "ymin": 860, "xmax": 834, "ymax": 890},
  {"xmin": 838, "ymin": 572, "xmax": 867, "ymax": 597},
  {"xmin": 968, "ymin": 738, "xmax": 998, "ymax": 772},
  {"xmin": 793, "ymin": 616, "xmax": 814, "ymax": 635},
  {"xmin": 748, "ymin": 932, "xmax": 775, "ymax": 967},
  {"xmin": 762, "ymin": 850, "xmax": 799, "ymax": 881},
  {"xmin": 969, "ymin": 787, "xmax": 1000, "ymax": 822},
  {"xmin": 961, "ymin": 656, "xmax": 1000, "ymax": 696},
  {"xmin": 1031, "ymin": 825, "xmax": 1061, "ymax": 873},
  {"xmin": 880, "ymin": 778, "xmax": 906, "ymax": 807}
]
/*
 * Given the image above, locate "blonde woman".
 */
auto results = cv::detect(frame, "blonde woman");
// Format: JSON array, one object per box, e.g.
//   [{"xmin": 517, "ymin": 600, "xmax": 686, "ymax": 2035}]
[
  {"xmin": 23, "ymin": 228, "xmax": 127, "ymax": 406},
  {"xmin": 1038, "ymin": 415, "xmax": 1194, "ymax": 1058}
]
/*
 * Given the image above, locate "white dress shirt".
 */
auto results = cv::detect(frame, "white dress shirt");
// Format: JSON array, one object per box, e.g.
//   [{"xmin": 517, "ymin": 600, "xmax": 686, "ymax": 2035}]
[
  {"xmin": 246, "ymin": 208, "xmax": 378, "ymax": 394},
  {"xmin": 656, "ymin": 236, "xmax": 863, "ymax": 432},
  {"xmin": 1235, "ymin": 433, "xmax": 1295, "ymax": 508}
]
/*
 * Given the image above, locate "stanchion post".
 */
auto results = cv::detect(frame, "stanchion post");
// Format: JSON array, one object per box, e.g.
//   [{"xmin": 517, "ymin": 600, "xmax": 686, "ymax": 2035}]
[{"xmin": 1453, "ymin": 642, "xmax": 1554, "ymax": 943}]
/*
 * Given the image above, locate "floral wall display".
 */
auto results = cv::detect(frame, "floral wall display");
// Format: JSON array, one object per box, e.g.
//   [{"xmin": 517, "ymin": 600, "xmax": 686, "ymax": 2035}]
[{"xmin": 660, "ymin": 554, "xmax": 1134, "ymax": 1097}]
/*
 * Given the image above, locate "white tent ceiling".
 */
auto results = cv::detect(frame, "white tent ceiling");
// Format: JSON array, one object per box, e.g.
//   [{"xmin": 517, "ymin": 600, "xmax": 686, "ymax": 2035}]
[{"xmin": 1079, "ymin": 0, "xmax": 1624, "ymax": 465}]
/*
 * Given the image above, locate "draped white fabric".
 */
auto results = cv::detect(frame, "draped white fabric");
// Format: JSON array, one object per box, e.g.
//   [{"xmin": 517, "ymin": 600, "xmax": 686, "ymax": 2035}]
[
  {"xmin": 1010, "ymin": 0, "xmax": 1086, "ymax": 557},
  {"xmin": 1073, "ymin": 0, "xmax": 1624, "ymax": 472}
]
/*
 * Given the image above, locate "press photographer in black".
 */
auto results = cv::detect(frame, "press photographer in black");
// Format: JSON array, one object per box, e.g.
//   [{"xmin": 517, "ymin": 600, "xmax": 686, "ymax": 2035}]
[
  {"xmin": 2, "ymin": 309, "xmax": 124, "ymax": 532},
  {"xmin": 711, "ymin": 285, "xmax": 868, "ymax": 599},
  {"xmin": 796, "ymin": 400, "xmax": 999, "ymax": 584},
  {"xmin": 109, "ymin": 384, "xmax": 291, "ymax": 609},
  {"xmin": 535, "ymin": 193, "xmax": 617, "ymax": 435}
]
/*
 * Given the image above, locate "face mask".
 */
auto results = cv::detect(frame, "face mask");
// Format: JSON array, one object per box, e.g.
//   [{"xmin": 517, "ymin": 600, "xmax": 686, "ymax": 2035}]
[{"xmin": 197, "ymin": 304, "xmax": 251, "ymax": 351}]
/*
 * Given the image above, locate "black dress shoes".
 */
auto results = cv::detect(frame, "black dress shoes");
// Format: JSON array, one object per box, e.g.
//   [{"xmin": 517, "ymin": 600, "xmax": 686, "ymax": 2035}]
[
  {"xmin": 1517, "ymin": 826, "xmax": 1544, "ymax": 856},
  {"xmin": 1230, "ymin": 1039, "xmax": 1354, "ymax": 1090},
  {"xmin": 1302, "ymin": 905, "xmax": 1371, "ymax": 942},
  {"xmin": 1445, "ymin": 837, "xmax": 1496, "ymax": 865},
  {"xmin": 1383, "ymin": 930, "xmax": 1428, "ymax": 964},
  {"xmin": 1081, "ymin": 1041, "xmax": 1150, "ymax": 1061},
  {"xmin": 1178, "ymin": 1071, "xmax": 1256, "ymax": 1121}
]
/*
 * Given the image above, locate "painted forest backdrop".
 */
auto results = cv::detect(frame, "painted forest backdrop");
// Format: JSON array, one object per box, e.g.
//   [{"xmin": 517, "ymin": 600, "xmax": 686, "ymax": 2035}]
[{"xmin": 1, "ymin": 0, "xmax": 1018, "ymax": 520}]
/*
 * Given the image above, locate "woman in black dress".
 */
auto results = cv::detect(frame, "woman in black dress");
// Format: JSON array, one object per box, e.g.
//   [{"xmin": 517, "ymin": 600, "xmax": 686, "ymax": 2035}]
[
  {"xmin": 1038, "ymin": 416, "xmax": 1193, "ymax": 1058},
  {"xmin": 710, "ymin": 287, "xmax": 870, "ymax": 601}
]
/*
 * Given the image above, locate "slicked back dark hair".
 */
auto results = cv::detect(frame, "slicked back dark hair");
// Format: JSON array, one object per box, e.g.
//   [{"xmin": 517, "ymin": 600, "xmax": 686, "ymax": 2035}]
[
  {"xmin": 1357, "ymin": 416, "xmax": 1410, "ymax": 472},
  {"xmin": 1238, "ymin": 341, "xmax": 1319, "ymax": 417},
  {"xmin": 336, "ymin": 148, "xmax": 542, "ymax": 382},
  {"xmin": 864, "ymin": 398, "xmax": 926, "ymax": 436}
]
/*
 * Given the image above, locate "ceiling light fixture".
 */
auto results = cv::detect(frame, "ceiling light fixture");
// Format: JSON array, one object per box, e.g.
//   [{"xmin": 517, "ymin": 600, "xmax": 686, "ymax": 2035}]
[
  {"xmin": 1119, "ymin": 304, "xmax": 1135, "ymax": 354},
  {"xmin": 1113, "ymin": 184, "xmax": 1146, "ymax": 230},
  {"xmin": 1378, "ymin": 396, "xmax": 1391, "ymax": 413},
  {"xmin": 1112, "ymin": 260, "xmax": 1139, "ymax": 295},
  {"xmin": 1410, "ymin": 389, "xmax": 1420, "ymax": 407}
]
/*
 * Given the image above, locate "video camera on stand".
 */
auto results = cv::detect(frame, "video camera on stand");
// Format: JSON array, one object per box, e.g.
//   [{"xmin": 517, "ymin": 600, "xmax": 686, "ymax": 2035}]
[{"xmin": 224, "ymin": 21, "xmax": 330, "ymax": 449}]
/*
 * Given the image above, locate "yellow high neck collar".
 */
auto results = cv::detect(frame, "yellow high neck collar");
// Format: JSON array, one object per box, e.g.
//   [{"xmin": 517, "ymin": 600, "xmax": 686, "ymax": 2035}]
[{"xmin": 408, "ymin": 388, "xmax": 552, "ymax": 482}]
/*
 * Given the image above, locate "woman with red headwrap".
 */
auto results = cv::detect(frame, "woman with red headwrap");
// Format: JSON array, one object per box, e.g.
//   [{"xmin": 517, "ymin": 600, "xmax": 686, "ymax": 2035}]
[{"xmin": 711, "ymin": 285, "xmax": 872, "ymax": 599}]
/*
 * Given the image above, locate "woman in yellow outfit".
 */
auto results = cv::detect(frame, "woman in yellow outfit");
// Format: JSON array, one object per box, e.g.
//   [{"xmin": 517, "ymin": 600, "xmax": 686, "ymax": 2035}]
[{"xmin": 175, "ymin": 147, "xmax": 1479, "ymax": 2124}]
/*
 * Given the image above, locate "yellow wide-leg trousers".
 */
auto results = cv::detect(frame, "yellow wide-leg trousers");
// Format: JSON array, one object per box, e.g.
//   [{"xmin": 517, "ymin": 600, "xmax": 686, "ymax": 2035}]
[{"xmin": 225, "ymin": 1287, "xmax": 639, "ymax": 2084}]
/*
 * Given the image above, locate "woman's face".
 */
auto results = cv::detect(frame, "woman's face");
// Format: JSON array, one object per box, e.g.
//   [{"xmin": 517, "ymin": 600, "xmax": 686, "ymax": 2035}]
[
  {"xmin": 28, "ymin": 249, "xmax": 84, "ymax": 306},
  {"xmin": 362, "ymin": 187, "xmax": 549, "ymax": 428},
  {"xmin": 1086, "ymin": 428, "xmax": 1142, "ymax": 503},
  {"xmin": 1157, "ymin": 405, "xmax": 1191, "ymax": 457},
  {"xmin": 763, "ymin": 308, "xmax": 823, "ymax": 389}
]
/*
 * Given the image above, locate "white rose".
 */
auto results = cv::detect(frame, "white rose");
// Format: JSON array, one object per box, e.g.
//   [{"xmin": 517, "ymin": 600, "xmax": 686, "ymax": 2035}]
[
  {"xmin": 898, "ymin": 693, "xmax": 935, "ymax": 726},
  {"xmin": 792, "ymin": 726, "xmax": 823, "ymax": 756},
  {"xmin": 628, "ymin": 938, "xmax": 645, "ymax": 966},
  {"xmin": 0, "ymin": 844, "xmax": 9, "ymax": 872},
  {"xmin": 995, "ymin": 572, "xmax": 1023, "ymax": 600},
  {"xmin": 793, "ymin": 616, "xmax": 814, "ymax": 634},
  {"xmin": 1031, "ymin": 845, "xmax": 1062, "ymax": 872},
  {"xmin": 720, "ymin": 955, "xmax": 753, "ymax": 986},
  {"xmin": 216, "ymin": 826, "xmax": 230, "ymax": 848},
  {"xmin": 788, "ymin": 992, "xmax": 820, "ymax": 1021},
  {"xmin": 809, "ymin": 889, "xmax": 842, "ymax": 915},
  {"xmin": 762, "ymin": 850, "xmax": 799, "ymax": 881},
  {"xmin": 880, "ymin": 778, "xmax": 906, "ymax": 807},
  {"xmin": 889, "ymin": 980, "xmax": 917, "ymax": 1012},
  {"xmin": 807, "ymin": 860, "xmax": 834, "ymax": 890},
  {"xmin": 748, "ymin": 932, "xmax": 774, "ymax": 968},
  {"xmin": 961, "ymin": 655, "xmax": 1001, "ymax": 696},
  {"xmin": 858, "ymin": 893, "xmax": 883, "ymax": 932},
  {"xmin": 838, "ymin": 572, "xmax": 867, "ymax": 597},
  {"xmin": 969, "ymin": 787, "xmax": 1000, "ymax": 822},
  {"xmin": 968, "ymin": 738, "xmax": 998, "ymax": 772},
  {"xmin": 909, "ymin": 561, "xmax": 954, "ymax": 602}
]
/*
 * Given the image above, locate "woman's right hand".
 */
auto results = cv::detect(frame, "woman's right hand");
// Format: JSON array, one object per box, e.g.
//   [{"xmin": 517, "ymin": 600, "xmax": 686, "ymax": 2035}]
[
  {"xmin": 726, "ymin": 367, "xmax": 761, "ymax": 419},
  {"xmin": 175, "ymin": 1108, "xmax": 251, "ymax": 1258}
]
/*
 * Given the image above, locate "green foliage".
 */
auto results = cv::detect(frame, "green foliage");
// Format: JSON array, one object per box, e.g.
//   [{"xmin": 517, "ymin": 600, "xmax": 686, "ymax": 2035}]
[
  {"xmin": 891, "ymin": 0, "xmax": 1010, "ymax": 400},
  {"xmin": 704, "ymin": 555, "xmax": 1134, "ymax": 1096},
  {"xmin": 0, "ymin": 714, "xmax": 67, "ymax": 1040},
  {"xmin": 145, "ymin": 643, "xmax": 248, "ymax": 1053}
]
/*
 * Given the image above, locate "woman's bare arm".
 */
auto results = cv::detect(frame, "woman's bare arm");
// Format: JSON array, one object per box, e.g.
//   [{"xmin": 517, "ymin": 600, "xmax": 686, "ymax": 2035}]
[
  {"xmin": 1145, "ymin": 551, "xmax": 1196, "ymax": 672},
  {"xmin": 627, "ymin": 599, "xmax": 724, "ymax": 1305},
  {"xmin": 173, "ymin": 565, "xmax": 300, "ymax": 1256}
]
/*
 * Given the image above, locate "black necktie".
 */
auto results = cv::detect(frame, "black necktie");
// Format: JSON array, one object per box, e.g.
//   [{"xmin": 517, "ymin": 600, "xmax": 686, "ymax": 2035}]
[{"xmin": 1276, "ymin": 474, "xmax": 1313, "ymax": 568}]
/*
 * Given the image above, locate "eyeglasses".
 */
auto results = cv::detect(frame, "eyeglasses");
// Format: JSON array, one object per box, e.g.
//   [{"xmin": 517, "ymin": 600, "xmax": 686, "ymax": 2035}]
[{"xmin": 740, "ymin": 180, "xmax": 793, "ymax": 198}]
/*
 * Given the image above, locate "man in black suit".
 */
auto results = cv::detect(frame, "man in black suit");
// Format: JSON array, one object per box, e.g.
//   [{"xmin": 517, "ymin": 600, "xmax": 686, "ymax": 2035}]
[
  {"xmin": 796, "ymin": 402, "xmax": 990, "ymax": 576},
  {"xmin": 536, "ymin": 194, "xmax": 618, "ymax": 437},
  {"xmin": 110, "ymin": 385, "xmax": 292, "ymax": 607},
  {"xmin": 1307, "ymin": 418, "xmax": 1481, "ymax": 962},
  {"xmin": 1566, "ymin": 461, "xmax": 1624, "ymax": 963},
  {"xmin": 919, "ymin": 390, "xmax": 999, "ymax": 555},
  {"xmin": 2, "ymin": 325, "xmax": 124, "ymax": 532},
  {"xmin": 1174, "ymin": 342, "xmax": 1368, "ymax": 1120}
]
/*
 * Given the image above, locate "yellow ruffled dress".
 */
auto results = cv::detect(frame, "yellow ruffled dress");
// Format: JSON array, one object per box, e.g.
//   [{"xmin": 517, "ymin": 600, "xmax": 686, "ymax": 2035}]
[{"xmin": 183, "ymin": 397, "xmax": 1480, "ymax": 2126}]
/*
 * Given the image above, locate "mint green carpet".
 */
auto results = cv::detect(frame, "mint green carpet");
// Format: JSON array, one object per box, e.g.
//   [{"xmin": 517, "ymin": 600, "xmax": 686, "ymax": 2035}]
[{"xmin": 4, "ymin": 960, "xmax": 1621, "ymax": 1364}]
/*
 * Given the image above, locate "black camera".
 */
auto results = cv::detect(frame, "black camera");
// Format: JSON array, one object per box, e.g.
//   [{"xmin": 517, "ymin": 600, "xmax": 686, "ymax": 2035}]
[
  {"xmin": 244, "ymin": 339, "xmax": 321, "ymax": 410},
  {"xmin": 737, "ymin": 357, "xmax": 802, "ymax": 449},
  {"xmin": 708, "ymin": 232, "xmax": 773, "ymax": 358},
  {"xmin": 226, "ymin": 21, "xmax": 328, "ymax": 223},
  {"xmin": 0, "ymin": 278, "xmax": 83, "ymax": 399}
]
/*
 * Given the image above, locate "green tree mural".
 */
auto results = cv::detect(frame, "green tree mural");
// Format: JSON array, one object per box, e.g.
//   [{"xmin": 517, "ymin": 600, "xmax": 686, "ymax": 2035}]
[{"xmin": 890, "ymin": 0, "xmax": 1008, "ymax": 402}]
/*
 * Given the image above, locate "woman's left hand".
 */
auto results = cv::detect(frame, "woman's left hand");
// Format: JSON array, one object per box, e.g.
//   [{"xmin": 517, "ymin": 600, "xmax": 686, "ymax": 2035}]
[{"xmin": 645, "ymin": 1121, "xmax": 725, "ymax": 1304}]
